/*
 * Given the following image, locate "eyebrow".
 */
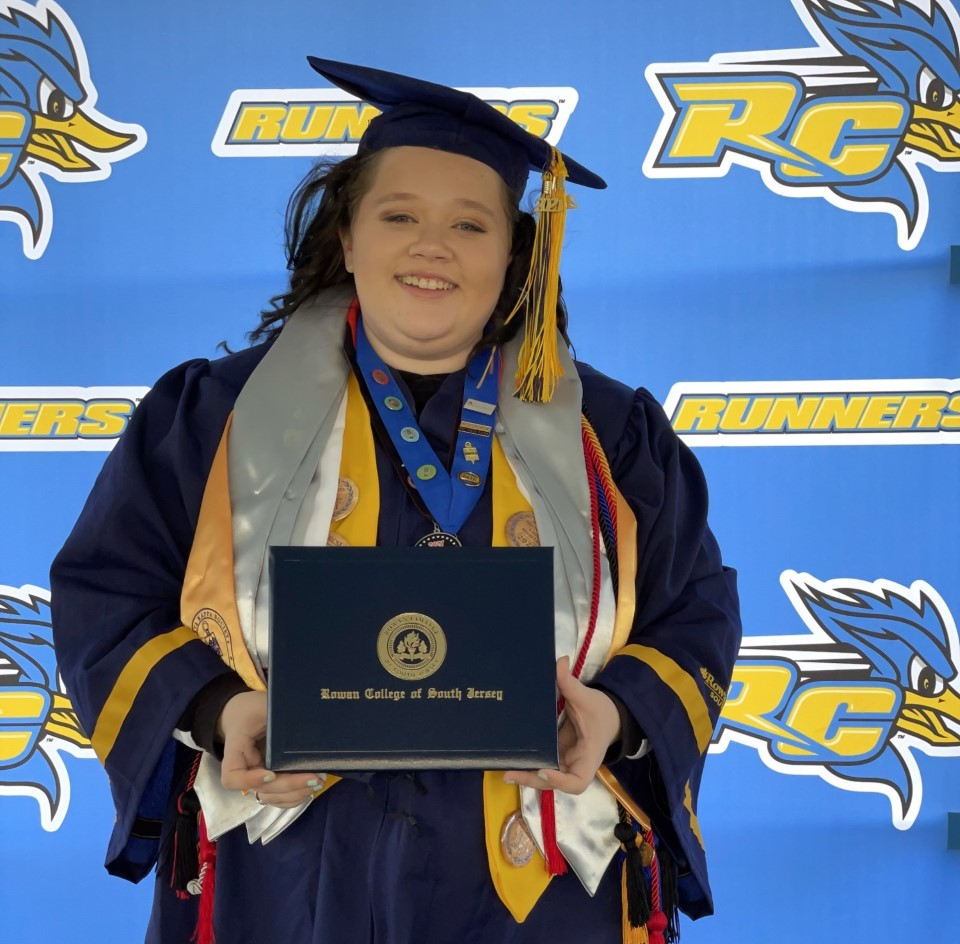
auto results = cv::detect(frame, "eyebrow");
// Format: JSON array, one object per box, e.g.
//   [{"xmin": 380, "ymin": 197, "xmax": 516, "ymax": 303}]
[{"xmin": 373, "ymin": 193, "xmax": 498, "ymax": 218}]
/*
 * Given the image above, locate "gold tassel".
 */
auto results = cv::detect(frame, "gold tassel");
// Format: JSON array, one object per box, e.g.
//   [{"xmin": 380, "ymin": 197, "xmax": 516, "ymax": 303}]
[{"xmin": 504, "ymin": 148, "xmax": 575, "ymax": 403}]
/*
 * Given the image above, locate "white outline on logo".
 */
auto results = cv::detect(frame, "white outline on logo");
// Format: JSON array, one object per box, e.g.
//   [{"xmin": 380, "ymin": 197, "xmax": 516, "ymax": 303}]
[
  {"xmin": 0, "ymin": 0, "xmax": 147, "ymax": 259},
  {"xmin": 643, "ymin": 0, "xmax": 960, "ymax": 250}
]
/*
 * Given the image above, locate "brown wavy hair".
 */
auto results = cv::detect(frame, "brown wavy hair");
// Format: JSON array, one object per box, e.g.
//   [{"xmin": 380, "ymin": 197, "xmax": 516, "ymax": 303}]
[{"xmin": 250, "ymin": 151, "xmax": 568, "ymax": 350}]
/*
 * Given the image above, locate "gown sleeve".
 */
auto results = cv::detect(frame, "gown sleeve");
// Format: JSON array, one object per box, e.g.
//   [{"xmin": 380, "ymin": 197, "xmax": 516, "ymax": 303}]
[
  {"xmin": 581, "ymin": 366, "xmax": 742, "ymax": 919},
  {"xmin": 50, "ymin": 354, "xmax": 256, "ymax": 881}
]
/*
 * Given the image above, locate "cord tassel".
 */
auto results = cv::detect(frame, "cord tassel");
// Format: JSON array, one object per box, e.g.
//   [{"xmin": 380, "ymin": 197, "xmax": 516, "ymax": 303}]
[
  {"xmin": 539, "ymin": 789, "xmax": 568, "ymax": 874},
  {"xmin": 170, "ymin": 753, "xmax": 202, "ymax": 899},
  {"xmin": 505, "ymin": 148, "xmax": 574, "ymax": 402},
  {"xmin": 191, "ymin": 813, "xmax": 217, "ymax": 944}
]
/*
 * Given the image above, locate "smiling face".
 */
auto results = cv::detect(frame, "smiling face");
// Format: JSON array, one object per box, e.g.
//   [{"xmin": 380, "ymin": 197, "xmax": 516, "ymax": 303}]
[{"xmin": 340, "ymin": 146, "xmax": 514, "ymax": 372}]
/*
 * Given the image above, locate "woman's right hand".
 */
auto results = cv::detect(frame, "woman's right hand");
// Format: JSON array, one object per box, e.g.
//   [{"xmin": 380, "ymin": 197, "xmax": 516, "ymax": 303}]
[{"xmin": 217, "ymin": 691, "xmax": 325, "ymax": 808}]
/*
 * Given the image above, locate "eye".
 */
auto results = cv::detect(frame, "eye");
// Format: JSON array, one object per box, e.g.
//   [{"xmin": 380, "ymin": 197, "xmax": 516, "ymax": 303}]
[
  {"xmin": 918, "ymin": 67, "xmax": 954, "ymax": 109},
  {"xmin": 909, "ymin": 655, "xmax": 946, "ymax": 697},
  {"xmin": 383, "ymin": 212, "xmax": 415, "ymax": 224},
  {"xmin": 455, "ymin": 221, "xmax": 486, "ymax": 233},
  {"xmin": 37, "ymin": 77, "xmax": 75, "ymax": 120}
]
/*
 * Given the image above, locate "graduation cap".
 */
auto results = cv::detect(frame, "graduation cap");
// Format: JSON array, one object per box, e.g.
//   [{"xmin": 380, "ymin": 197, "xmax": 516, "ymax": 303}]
[{"xmin": 307, "ymin": 56, "xmax": 607, "ymax": 402}]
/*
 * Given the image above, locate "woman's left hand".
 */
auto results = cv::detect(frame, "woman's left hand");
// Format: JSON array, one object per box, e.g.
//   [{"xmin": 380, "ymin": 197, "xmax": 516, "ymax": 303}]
[{"xmin": 503, "ymin": 656, "xmax": 621, "ymax": 796}]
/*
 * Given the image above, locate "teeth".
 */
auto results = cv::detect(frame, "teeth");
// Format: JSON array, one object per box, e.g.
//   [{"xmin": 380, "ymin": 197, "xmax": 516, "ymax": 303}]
[
  {"xmin": 949, "ymin": 127, "xmax": 960, "ymax": 147},
  {"xmin": 399, "ymin": 275, "xmax": 454, "ymax": 290}
]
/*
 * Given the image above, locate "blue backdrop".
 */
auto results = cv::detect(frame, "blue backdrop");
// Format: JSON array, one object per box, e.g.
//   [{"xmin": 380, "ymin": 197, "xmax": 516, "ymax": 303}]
[{"xmin": 2, "ymin": 1, "xmax": 958, "ymax": 940}]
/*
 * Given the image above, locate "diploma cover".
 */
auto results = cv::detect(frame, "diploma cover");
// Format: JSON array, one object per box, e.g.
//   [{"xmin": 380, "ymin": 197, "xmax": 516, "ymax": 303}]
[{"xmin": 266, "ymin": 547, "xmax": 558, "ymax": 770}]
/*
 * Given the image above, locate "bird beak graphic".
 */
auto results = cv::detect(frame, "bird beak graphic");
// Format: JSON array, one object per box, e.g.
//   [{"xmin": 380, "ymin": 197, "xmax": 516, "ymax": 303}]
[
  {"xmin": 26, "ymin": 110, "xmax": 138, "ymax": 171},
  {"xmin": 899, "ymin": 685, "xmax": 960, "ymax": 745},
  {"xmin": 45, "ymin": 693, "xmax": 91, "ymax": 748},
  {"xmin": 905, "ymin": 103, "xmax": 960, "ymax": 160}
]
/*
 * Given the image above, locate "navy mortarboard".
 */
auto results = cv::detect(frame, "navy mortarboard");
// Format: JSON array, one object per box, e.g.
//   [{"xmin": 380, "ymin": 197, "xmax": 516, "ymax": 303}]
[{"xmin": 307, "ymin": 56, "xmax": 607, "ymax": 402}]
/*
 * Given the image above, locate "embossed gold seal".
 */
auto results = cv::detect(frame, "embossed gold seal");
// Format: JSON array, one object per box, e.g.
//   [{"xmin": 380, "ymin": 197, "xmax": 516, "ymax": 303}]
[
  {"xmin": 333, "ymin": 477, "xmax": 359, "ymax": 521},
  {"xmin": 192, "ymin": 608, "xmax": 234, "ymax": 664},
  {"xmin": 327, "ymin": 531, "xmax": 350, "ymax": 547},
  {"xmin": 505, "ymin": 511, "xmax": 540, "ymax": 547},
  {"xmin": 500, "ymin": 811, "xmax": 536, "ymax": 867},
  {"xmin": 377, "ymin": 613, "xmax": 447, "ymax": 681}
]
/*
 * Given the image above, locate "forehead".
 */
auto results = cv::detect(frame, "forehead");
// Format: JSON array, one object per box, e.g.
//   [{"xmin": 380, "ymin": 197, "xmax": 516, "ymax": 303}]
[{"xmin": 362, "ymin": 146, "xmax": 511, "ymax": 210}]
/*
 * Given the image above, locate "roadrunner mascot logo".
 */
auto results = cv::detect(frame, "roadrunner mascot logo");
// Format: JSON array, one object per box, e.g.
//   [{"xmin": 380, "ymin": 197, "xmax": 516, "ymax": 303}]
[
  {"xmin": 0, "ymin": 0, "xmax": 145, "ymax": 259},
  {"xmin": 645, "ymin": 0, "xmax": 960, "ymax": 249},
  {"xmin": 0, "ymin": 585, "xmax": 92, "ymax": 830},
  {"xmin": 714, "ymin": 572, "xmax": 960, "ymax": 828}
]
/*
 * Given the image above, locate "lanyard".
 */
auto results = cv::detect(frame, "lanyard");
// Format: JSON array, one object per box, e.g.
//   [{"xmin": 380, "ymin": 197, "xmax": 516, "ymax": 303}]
[{"xmin": 355, "ymin": 316, "xmax": 499, "ymax": 537}]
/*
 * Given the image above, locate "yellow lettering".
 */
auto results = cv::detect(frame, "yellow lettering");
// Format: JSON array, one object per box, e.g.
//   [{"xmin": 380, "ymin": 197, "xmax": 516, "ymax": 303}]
[
  {"xmin": 943, "ymin": 394, "xmax": 960, "ymax": 430},
  {"xmin": 32, "ymin": 402, "xmax": 84, "ymax": 437},
  {"xmin": 763, "ymin": 396, "xmax": 820, "ymax": 431},
  {"xmin": 667, "ymin": 80, "xmax": 801, "ymax": 162},
  {"xmin": 230, "ymin": 105, "xmax": 288, "ymax": 143},
  {"xmin": 721, "ymin": 664, "xmax": 800, "ymax": 742},
  {"xmin": 507, "ymin": 102, "xmax": 555, "ymax": 139},
  {"xmin": 782, "ymin": 101, "xmax": 906, "ymax": 179},
  {"xmin": 671, "ymin": 396, "xmax": 726, "ymax": 432},
  {"xmin": 326, "ymin": 103, "xmax": 380, "ymax": 142},
  {"xmin": 0, "ymin": 108, "xmax": 26, "ymax": 139},
  {"xmin": 778, "ymin": 685, "xmax": 897, "ymax": 758},
  {"xmin": 79, "ymin": 401, "xmax": 133, "ymax": 437},
  {"xmin": 0, "ymin": 731, "xmax": 33, "ymax": 762},
  {"xmin": 892, "ymin": 395, "xmax": 949, "ymax": 430},
  {"xmin": 718, "ymin": 397, "xmax": 774, "ymax": 432},
  {"xmin": 0, "ymin": 403, "xmax": 38, "ymax": 436},
  {"xmin": 859, "ymin": 396, "xmax": 903, "ymax": 430},
  {"xmin": 809, "ymin": 395, "xmax": 868, "ymax": 431},
  {"xmin": 280, "ymin": 105, "xmax": 333, "ymax": 142}
]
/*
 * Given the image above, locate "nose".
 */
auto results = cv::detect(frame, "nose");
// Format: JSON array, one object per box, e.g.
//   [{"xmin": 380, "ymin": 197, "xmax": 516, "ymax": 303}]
[{"xmin": 408, "ymin": 222, "xmax": 452, "ymax": 260}]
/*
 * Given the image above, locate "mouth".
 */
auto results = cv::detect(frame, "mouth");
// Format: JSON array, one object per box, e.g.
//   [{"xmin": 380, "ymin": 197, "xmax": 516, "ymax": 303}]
[
  {"xmin": 397, "ymin": 275, "xmax": 456, "ymax": 292},
  {"xmin": 898, "ymin": 705, "xmax": 960, "ymax": 744},
  {"xmin": 25, "ymin": 111, "xmax": 138, "ymax": 171},
  {"xmin": 904, "ymin": 116, "xmax": 960, "ymax": 159}
]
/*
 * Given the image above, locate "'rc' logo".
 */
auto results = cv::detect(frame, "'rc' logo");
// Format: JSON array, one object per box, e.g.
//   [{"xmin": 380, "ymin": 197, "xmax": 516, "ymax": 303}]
[
  {"xmin": 0, "ymin": 1, "xmax": 146, "ymax": 259},
  {"xmin": 713, "ymin": 571, "xmax": 960, "ymax": 828},
  {"xmin": 645, "ymin": 0, "xmax": 960, "ymax": 249},
  {"xmin": 0, "ymin": 585, "xmax": 93, "ymax": 830}
]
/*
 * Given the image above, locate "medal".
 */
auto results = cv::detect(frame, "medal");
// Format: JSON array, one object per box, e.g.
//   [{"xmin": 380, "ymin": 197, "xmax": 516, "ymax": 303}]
[
  {"xmin": 505, "ymin": 511, "xmax": 540, "ymax": 547},
  {"xmin": 414, "ymin": 524, "xmax": 462, "ymax": 548},
  {"xmin": 332, "ymin": 477, "xmax": 359, "ymax": 521},
  {"xmin": 500, "ymin": 811, "xmax": 536, "ymax": 867},
  {"xmin": 462, "ymin": 442, "xmax": 480, "ymax": 464}
]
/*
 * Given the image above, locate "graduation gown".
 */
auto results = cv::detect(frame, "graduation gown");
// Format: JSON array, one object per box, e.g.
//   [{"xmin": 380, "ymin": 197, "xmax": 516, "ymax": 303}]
[{"xmin": 50, "ymin": 339, "xmax": 741, "ymax": 943}]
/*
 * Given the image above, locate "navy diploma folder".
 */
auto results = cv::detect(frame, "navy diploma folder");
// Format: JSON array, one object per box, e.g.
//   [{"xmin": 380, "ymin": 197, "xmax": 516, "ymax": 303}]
[{"xmin": 266, "ymin": 546, "xmax": 558, "ymax": 771}]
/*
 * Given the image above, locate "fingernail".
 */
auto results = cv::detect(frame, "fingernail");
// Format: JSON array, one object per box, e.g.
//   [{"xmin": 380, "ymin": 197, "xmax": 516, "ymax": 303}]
[
  {"xmin": 537, "ymin": 772, "xmax": 550, "ymax": 782},
  {"xmin": 262, "ymin": 772, "xmax": 276, "ymax": 783},
  {"xmin": 307, "ymin": 778, "xmax": 319, "ymax": 788},
  {"xmin": 504, "ymin": 777, "xmax": 516, "ymax": 785}
]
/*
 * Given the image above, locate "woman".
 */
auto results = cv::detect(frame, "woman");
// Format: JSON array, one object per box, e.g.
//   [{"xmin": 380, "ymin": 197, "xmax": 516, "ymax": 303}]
[{"xmin": 51, "ymin": 58, "xmax": 741, "ymax": 943}]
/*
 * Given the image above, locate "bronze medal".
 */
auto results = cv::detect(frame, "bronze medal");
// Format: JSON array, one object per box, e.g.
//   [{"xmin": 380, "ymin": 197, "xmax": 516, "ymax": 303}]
[
  {"xmin": 505, "ymin": 511, "xmax": 540, "ymax": 547},
  {"xmin": 333, "ymin": 477, "xmax": 359, "ymax": 521},
  {"xmin": 500, "ymin": 811, "xmax": 536, "ymax": 867},
  {"xmin": 639, "ymin": 840, "xmax": 655, "ymax": 868},
  {"xmin": 326, "ymin": 531, "xmax": 350, "ymax": 547}
]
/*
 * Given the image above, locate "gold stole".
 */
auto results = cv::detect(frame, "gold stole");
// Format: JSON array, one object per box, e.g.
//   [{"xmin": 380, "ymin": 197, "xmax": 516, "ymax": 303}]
[{"xmin": 182, "ymin": 371, "xmax": 639, "ymax": 923}]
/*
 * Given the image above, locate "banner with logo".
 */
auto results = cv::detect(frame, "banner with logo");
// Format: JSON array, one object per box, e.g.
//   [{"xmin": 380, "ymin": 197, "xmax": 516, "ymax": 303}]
[{"xmin": 2, "ymin": 1, "xmax": 958, "ymax": 940}]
